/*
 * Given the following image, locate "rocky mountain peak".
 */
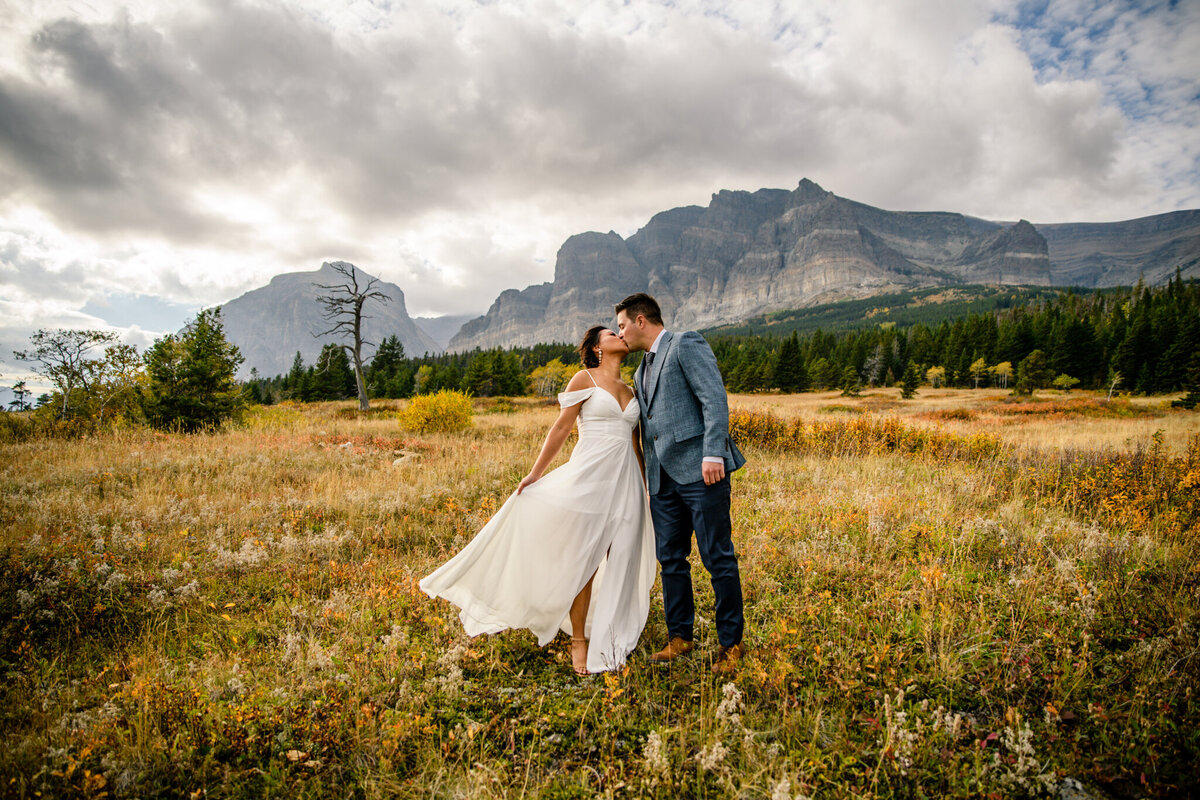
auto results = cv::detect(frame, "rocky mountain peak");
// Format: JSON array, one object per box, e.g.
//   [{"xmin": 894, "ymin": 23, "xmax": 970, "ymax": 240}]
[{"xmin": 792, "ymin": 178, "xmax": 830, "ymax": 205}]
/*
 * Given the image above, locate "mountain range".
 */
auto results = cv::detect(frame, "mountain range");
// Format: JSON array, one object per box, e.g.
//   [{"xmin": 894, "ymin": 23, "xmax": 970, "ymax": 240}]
[
  {"xmin": 215, "ymin": 179, "xmax": 1200, "ymax": 374},
  {"xmin": 448, "ymin": 179, "xmax": 1200, "ymax": 350}
]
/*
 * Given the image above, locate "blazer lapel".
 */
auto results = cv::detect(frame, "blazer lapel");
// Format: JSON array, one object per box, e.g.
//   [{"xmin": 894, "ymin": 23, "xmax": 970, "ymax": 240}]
[{"xmin": 645, "ymin": 331, "xmax": 674, "ymax": 408}]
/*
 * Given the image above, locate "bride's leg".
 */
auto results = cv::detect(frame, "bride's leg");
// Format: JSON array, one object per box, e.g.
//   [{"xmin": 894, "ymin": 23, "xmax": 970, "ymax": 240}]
[{"xmin": 569, "ymin": 571, "xmax": 596, "ymax": 674}]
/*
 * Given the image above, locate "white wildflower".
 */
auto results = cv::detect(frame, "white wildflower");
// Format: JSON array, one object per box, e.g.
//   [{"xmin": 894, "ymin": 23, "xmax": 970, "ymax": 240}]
[
  {"xmin": 931, "ymin": 705, "xmax": 965, "ymax": 738},
  {"xmin": 882, "ymin": 688, "xmax": 920, "ymax": 773},
  {"xmin": 215, "ymin": 539, "xmax": 268, "ymax": 571},
  {"xmin": 323, "ymin": 589, "xmax": 351, "ymax": 617},
  {"xmin": 867, "ymin": 508, "xmax": 885, "ymax": 538},
  {"xmin": 280, "ymin": 632, "xmax": 303, "ymax": 665},
  {"xmin": 694, "ymin": 740, "xmax": 728, "ymax": 772},
  {"xmin": 715, "ymin": 681, "xmax": 744, "ymax": 728},
  {"xmin": 433, "ymin": 640, "xmax": 467, "ymax": 695},
  {"xmin": 306, "ymin": 640, "xmax": 335, "ymax": 671},
  {"xmin": 379, "ymin": 625, "xmax": 408, "ymax": 651},
  {"xmin": 147, "ymin": 586, "xmax": 170, "ymax": 607},
  {"xmin": 100, "ymin": 570, "xmax": 127, "ymax": 593},
  {"xmin": 642, "ymin": 730, "xmax": 669, "ymax": 775},
  {"xmin": 17, "ymin": 589, "xmax": 36, "ymax": 610},
  {"xmin": 175, "ymin": 580, "xmax": 200, "ymax": 599},
  {"xmin": 988, "ymin": 712, "xmax": 1056, "ymax": 793}
]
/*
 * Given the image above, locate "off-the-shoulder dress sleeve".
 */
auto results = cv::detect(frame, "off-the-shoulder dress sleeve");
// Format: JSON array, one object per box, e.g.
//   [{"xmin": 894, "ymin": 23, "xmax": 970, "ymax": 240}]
[{"xmin": 557, "ymin": 386, "xmax": 595, "ymax": 408}]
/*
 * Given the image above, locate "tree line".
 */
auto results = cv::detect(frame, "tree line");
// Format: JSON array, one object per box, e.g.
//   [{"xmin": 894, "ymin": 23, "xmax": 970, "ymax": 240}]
[
  {"xmin": 238, "ymin": 271, "xmax": 1195, "ymax": 407},
  {"xmin": 246, "ymin": 340, "xmax": 579, "ymax": 404},
  {"xmin": 711, "ymin": 271, "xmax": 1200, "ymax": 399},
  {"xmin": 9, "ymin": 271, "xmax": 1198, "ymax": 438},
  {"xmin": 245, "ymin": 270, "xmax": 1199, "ymax": 406}
]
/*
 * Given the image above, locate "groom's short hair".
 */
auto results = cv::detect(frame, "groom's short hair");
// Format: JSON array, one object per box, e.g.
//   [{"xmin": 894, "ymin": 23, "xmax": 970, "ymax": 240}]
[{"xmin": 615, "ymin": 293, "xmax": 663, "ymax": 326}]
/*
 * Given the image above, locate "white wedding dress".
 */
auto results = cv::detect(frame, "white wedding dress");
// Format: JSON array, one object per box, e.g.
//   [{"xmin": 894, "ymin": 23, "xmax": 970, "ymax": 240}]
[{"xmin": 419, "ymin": 379, "xmax": 657, "ymax": 673}]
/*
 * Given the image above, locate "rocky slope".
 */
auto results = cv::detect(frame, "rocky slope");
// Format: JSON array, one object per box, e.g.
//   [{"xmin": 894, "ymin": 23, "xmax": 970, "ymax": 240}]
[
  {"xmin": 448, "ymin": 179, "xmax": 1199, "ymax": 350},
  {"xmin": 217, "ymin": 261, "xmax": 439, "ymax": 379}
]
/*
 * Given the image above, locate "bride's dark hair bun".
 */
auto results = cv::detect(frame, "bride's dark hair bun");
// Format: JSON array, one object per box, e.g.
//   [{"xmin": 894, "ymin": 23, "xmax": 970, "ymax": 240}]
[{"xmin": 579, "ymin": 326, "xmax": 606, "ymax": 368}]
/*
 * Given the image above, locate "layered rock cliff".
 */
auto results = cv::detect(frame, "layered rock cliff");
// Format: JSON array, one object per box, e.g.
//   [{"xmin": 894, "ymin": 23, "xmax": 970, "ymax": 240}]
[
  {"xmin": 449, "ymin": 179, "xmax": 1055, "ymax": 350},
  {"xmin": 449, "ymin": 179, "xmax": 1199, "ymax": 350}
]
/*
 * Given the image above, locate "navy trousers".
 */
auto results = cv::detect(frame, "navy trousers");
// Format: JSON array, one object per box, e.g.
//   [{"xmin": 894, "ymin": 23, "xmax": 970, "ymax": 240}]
[{"xmin": 649, "ymin": 467, "xmax": 744, "ymax": 648}]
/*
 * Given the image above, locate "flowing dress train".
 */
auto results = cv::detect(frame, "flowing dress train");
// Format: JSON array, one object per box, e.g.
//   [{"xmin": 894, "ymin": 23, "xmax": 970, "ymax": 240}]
[{"xmin": 419, "ymin": 383, "xmax": 656, "ymax": 673}]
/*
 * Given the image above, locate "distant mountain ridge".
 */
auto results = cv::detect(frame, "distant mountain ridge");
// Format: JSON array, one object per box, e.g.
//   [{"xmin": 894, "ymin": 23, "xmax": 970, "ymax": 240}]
[
  {"xmin": 217, "ymin": 261, "xmax": 439, "ymax": 379},
  {"xmin": 413, "ymin": 314, "xmax": 479, "ymax": 351},
  {"xmin": 449, "ymin": 179, "xmax": 1200, "ymax": 351}
]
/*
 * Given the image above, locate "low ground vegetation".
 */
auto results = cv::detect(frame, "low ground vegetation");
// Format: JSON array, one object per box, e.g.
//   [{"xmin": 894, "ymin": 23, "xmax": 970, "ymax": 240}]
[{"xmin": 1, "ymin": 390, "xmax": 1197, "ymax": 798}]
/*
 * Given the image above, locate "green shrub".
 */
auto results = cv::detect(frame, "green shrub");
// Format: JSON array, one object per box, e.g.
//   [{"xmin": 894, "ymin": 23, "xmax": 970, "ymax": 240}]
[{"xmin": 400, "ymin": 390, "xmax": 474, "ymax": 433}]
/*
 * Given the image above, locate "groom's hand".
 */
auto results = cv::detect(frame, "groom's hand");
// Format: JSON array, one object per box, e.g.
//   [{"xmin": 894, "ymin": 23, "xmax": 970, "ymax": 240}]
[{"xmin": 702, "ymin": 460, "xmax": 725, "ymax": 485}]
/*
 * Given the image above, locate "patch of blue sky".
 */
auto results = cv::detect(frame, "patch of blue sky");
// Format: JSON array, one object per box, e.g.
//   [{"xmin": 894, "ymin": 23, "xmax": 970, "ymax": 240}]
[
  {"xmin": 995, "ymin": 0, "xmax": 1190, "ymax": 124},
  {"xmin": 80, "ymin": 293, "xmax": 200, "ymax": 334}
]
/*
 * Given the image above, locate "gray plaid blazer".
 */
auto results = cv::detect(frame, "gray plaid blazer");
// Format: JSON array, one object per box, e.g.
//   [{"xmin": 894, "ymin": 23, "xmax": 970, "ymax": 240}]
[{"xmin": 636, "ymin": 330, "xmax": 746, "ymax": 496}]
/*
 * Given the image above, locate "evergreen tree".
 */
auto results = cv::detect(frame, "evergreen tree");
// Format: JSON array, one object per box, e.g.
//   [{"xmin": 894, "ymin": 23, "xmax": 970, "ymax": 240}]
[
  {"xmin": 143, "ymin": 307, "xmax": 245, "ymax": 431},
  {"xmin": 285, "ymin": 352, "xmax": 305, "ymax": 399},
  {"xmin": 772, "ymin": 332, "xmax": 807, "ymax": 392},
  {"xmin": 839, "ymin": 366, "xmax": 862, "ymax": 397},
  {"xmin": 899, "ymin": 361, "xmax": 921, "ymax": 399},
  {"xmin": 310, "ymin": 343, "xmax": 355, "ymax": 400},
  {"xmin": 367, "ymin": 335, "xmax": 406, "ymax": 397},
  {"xmin": 808, "ymin": 357, "xmax": 836, "ymax": 390},
  {"xmin": 1172, "ymin": 345, "xmax": 1200, "ymax": 410},
  {"xmin": 463, "ymin": 351, "xmax": 496, "ymax": 396},
  {"xmin": 495, "ymin": 350, "xmax": 525, "ymax": 396},
  {"xmin": 1013, "ymin": 349, "xmax": 1054, "ymax": 396}
]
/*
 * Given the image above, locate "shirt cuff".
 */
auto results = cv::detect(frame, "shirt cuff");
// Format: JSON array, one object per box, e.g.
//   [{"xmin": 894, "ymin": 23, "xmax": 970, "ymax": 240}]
[{"xmin": 702, "ymin": 456, "xmax": 724, "ymax": 464}]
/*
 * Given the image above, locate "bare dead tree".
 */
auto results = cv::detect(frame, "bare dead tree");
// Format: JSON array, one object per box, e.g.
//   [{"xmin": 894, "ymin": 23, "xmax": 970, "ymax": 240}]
[{"xmin": 314, "ymin": 262, "xmax": 390, "ymax": 410}]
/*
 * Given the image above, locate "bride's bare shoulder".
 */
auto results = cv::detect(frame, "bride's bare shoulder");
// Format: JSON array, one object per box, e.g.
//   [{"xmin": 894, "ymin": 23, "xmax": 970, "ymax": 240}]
[{"xmin": 564, "ymin": 370, "xmax": 594, "ymax": 392}]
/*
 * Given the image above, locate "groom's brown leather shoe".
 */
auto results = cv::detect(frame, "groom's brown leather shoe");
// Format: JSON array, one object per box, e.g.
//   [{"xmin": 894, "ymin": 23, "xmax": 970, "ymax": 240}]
[
  {"xmin": 648, "ymin": 637, "xmax": 693, "ymax": 664},
  {"xmin": 711, "ymin": 643, "xmax": 744, "ymax": 675}
]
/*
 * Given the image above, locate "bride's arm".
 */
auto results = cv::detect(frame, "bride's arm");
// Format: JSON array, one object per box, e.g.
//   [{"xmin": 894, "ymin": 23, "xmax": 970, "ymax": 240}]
[{"xmin": 516, "ymin": 371, "xmax": 590, "ymax": 494}]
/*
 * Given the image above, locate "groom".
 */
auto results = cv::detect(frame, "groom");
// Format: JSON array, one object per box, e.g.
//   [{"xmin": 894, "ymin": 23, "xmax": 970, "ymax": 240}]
[{"xmin": 616, "ymin": 293, "xmax": 747, "ymax": 674}]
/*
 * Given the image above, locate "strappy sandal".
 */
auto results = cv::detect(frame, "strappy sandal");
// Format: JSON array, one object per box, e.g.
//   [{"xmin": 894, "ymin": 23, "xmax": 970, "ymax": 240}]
[{"xmin": 570, "ymin": 637, "xmax": 590, "ymax": 676}]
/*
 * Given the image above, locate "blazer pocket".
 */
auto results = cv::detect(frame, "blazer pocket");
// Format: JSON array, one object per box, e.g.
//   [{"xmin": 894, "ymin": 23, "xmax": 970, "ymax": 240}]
[{"xmin": 673, "ymin": 423, "xmax": 704, "ymax": 442}]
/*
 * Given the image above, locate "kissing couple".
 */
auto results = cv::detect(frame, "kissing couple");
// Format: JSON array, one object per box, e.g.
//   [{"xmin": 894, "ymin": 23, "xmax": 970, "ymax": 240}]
[{"xmin": 420, "ymin": 293, "xmax": 747, "ymax": 676}]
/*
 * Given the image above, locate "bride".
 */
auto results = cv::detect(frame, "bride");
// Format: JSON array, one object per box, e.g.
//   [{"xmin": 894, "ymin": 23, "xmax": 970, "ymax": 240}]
[{"xmin": 419, "ymin": 326, "xmax": 656, "ymax": 675}]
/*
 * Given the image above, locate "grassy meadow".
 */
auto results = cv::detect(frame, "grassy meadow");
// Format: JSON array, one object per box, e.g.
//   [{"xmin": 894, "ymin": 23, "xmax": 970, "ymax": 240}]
[{"xmin": 2, "ymin": 389, "xmax": 1198, "ymax": 798}]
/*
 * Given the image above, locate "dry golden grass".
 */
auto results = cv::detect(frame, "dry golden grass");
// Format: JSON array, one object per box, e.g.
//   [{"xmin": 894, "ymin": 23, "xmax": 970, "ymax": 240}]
[
  {"xmin": 731, "ymin": 388, "xmax": 1200, "ymax": 454},
  {"xmin": 1, "ymin": 394, "xmax": 1197, "ymax": 798}
]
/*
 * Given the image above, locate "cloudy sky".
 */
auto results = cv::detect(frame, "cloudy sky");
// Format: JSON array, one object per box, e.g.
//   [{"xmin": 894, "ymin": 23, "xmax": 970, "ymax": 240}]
[{"xmin": 1, "ymin": 0, "xmax": 1198, "ymax": 386}]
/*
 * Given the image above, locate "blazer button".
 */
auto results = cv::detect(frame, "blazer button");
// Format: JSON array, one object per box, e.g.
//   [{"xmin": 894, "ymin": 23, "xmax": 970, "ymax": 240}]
[
  {"xmin": 653, "ymin": 435, "xmax": 658, "ymax": 441},
  {"xmin": 647, "ymin": 412, "xmax": 652, "ymax": 419}
]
